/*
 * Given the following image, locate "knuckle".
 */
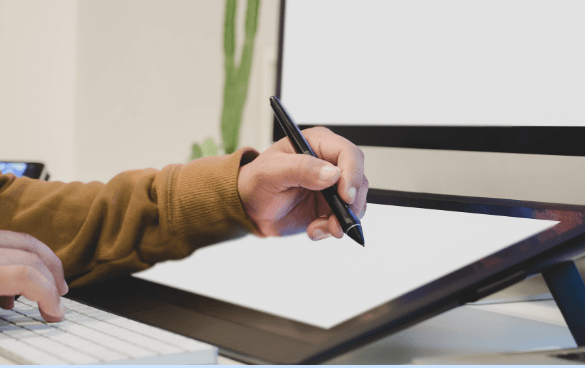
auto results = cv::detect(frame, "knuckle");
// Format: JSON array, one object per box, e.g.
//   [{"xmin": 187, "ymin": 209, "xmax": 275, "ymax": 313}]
[
  {"xmin": 15, "ymin": 265, "xmax": 35, "ymax": 283},
  {"xmin": 308, "ymin": 126, "xmax": 331, "ymax": 136},
  {"xmin": 355, "ymin": 146, "xmax": 365, "ymax": 161},
  {"xmin": 53, "ymin": 257, "xmax": 64, "ymax": 272},
  {"xmin": 297, "ymin": 156, "xmax": 311, "ymax": 180},
  {"xmin": 22, "ymin": 233, "xmax": 40, "ymax": 249},
  {"xmin": 28, "ymin": 253, "xmax": 44, "ymax": 268},
  {"xmin": 19, "ymin": 252, "xmax": 38, "ymax": 266}
]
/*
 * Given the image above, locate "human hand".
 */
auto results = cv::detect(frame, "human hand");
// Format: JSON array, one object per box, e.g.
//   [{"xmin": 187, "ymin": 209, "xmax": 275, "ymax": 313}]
[
  {"xmin": 238, "ymin": 127, "xmax": 368, "ymax": 240},
  {"xmin": 0, "ymin": 231, "xmax": 68, "ymax": 321}
]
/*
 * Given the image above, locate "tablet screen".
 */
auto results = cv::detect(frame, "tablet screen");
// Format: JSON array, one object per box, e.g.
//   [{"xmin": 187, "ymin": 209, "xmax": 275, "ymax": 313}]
[{"xmin": 135, "ymin": 204, "xmax": 558, "ymax": 329}]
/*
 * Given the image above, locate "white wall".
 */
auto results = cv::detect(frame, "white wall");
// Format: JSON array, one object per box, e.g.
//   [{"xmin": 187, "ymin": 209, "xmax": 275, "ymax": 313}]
[
  {"xmin": 0, "ymin": 0, "xmax": 77, "ymax": 182},
  {"xmin": 0, "ymin": 0, "xmax": 279, "ymax": 184},
  {"xmin": 74, "ymin": 0, "xmax": 279, "ymax": 183}
]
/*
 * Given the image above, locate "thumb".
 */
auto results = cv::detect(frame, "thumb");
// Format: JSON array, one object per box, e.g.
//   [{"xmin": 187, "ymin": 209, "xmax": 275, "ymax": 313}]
[{"xmin": 273, "ymin": 154, "xmax": 341, "ymax": 191}]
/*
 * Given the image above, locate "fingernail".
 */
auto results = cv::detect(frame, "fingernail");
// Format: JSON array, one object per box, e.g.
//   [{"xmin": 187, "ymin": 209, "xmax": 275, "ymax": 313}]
[
  {"xmin": 347, "ymin": 187, "xmax": 357, "ymax": 202},
  {"xmin": 313, "ymin": 229, "xmax": 331, "ymax": 241},
  {"xmin": 319, "ymin": 166, "xmax": 339, "ymax": 182}
]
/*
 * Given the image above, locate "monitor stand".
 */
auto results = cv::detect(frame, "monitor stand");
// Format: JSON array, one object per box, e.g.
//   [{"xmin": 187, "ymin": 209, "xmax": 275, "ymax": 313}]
[{"xmin": 542, "ymin": 260, "xmax": 585, "ymax": 346}]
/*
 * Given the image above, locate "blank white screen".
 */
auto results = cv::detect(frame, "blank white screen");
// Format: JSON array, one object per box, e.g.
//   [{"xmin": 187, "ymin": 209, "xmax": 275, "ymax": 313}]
[
  {"xmin": 281, "ymin": 0, "xmax": 585, "ymax": 126},
  {"xmin": 136, "ymin": 204, "xmax": 557, "ymax": 329}
]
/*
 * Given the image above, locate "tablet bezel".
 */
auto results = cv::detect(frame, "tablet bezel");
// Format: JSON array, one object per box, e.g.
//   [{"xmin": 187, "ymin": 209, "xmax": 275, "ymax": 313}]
[{"xmin": 69, "ymin": 189, "xmax": 585, "ymax": 364}]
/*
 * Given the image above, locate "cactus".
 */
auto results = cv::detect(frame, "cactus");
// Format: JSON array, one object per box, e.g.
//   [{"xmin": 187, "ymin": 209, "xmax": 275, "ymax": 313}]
[{"xmin": 190, "ymin": 0, "xmax": 260, "ymax": 161}]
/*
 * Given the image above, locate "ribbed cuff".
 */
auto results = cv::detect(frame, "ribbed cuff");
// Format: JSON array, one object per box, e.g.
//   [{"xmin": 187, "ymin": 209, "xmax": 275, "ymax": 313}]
[{"xmin": 169, "ymin": 147, "xmax": 260, "ymax": 241}]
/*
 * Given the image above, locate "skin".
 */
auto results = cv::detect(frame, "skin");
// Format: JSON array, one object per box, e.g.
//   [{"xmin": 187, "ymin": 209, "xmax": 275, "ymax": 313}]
[
  {"xmin": 238, "ymin": 127, "xmax": 369, "ymax": 240},
  {"xmin": 0, "ymin": 230, "xmax": 68, "ymax": 321},
  {"xmin": 0, "ymin": 127, "xmax": 368, "ymax": 321}
]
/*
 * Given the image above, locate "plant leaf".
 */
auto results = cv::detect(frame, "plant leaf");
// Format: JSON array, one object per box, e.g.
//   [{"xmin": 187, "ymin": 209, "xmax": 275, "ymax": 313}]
[
  {"xmin": 201, "ymin": 138, "xmax": 219, "ymax": 157},
  {"xmin": 190, "ymin": 143, "xmax": 204, "ymax": 161}
]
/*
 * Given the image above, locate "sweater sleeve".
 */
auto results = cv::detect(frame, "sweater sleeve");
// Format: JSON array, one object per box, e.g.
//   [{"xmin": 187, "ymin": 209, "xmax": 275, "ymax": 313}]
[{"xmin": 0, "ymin": 148, "xmax": 260, "ymax": 288}]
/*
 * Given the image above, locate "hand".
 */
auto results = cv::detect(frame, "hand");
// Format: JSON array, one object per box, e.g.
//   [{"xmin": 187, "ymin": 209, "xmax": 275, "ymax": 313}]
[
  {"xmin": 238, "ymin": 127, "xmax": 368, "ymax": 240},
  {"xmin": 0, "ymin": 230, "xmax": 68, "ymax": 321}
]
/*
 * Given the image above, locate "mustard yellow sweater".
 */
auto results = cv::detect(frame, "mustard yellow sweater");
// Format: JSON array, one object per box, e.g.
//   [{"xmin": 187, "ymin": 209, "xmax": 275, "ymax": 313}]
[{"xmin": 0, "ymin": 148, "xmax": 259, "ymax": 288}]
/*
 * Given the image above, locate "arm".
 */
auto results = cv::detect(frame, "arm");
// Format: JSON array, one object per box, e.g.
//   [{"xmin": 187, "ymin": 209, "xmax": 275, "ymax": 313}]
[{"xmin": 0, "ymin": 148, "xmax": 260, "ymax": 289}]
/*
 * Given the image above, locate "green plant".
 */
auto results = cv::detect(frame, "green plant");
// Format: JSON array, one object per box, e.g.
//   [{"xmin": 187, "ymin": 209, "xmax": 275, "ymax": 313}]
[{"xmin": 190, "ymin": 0, "xmax": 260, "ymax": 161}]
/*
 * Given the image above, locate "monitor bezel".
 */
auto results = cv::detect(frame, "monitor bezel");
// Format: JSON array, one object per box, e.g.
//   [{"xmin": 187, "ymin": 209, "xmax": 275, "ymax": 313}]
[{"xmin": 273, "ymin": 0, "xmax": 585, "ymax": 156}]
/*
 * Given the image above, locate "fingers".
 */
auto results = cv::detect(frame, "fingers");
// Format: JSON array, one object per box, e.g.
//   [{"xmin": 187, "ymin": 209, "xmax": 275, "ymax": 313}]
[
  {"xmin": 0, "ymin": 264, "xmax": 65, "ymax": 321},
  {"xmin": 307, "ymin": 215, "xmax": 344, "ymax": 241},
  {"xmin": 265, "ymin": 152, "xmax": 341, "ymax": 191},
  {"xmin": 305, "ymin": 128, "xmax": 365, "ymax": 203},
  {"xmin": 307, "ymin": 218, "xmax": 331, "ymax": 241},
  {"xmin": 0, "ymin": 231, "xmax": 68, "ymax": 295},
  {"xmin": 275, "ymin": 127, "xmax": 366, "ymax": 205},
  {"xmin": 351, "ymin": 176, "xmax": 369, "ymax": 219}
]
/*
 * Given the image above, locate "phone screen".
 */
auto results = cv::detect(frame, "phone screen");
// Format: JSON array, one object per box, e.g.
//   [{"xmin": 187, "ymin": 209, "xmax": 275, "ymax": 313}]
[{"xmin": 0, "ymin": 162, "xmax": 28, "ymax": 177}]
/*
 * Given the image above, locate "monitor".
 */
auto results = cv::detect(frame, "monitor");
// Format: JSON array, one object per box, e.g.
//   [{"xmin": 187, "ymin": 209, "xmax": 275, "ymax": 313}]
[{"xmin": 274, "ymin": 0, "xmax": 585, "ymax": 204}]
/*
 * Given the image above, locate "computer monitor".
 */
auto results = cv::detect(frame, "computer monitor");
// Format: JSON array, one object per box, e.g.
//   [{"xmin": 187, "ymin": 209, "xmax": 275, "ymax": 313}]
[{"xmin": 274, "ymin": 0, "xmax": 585, "ymax": 204}]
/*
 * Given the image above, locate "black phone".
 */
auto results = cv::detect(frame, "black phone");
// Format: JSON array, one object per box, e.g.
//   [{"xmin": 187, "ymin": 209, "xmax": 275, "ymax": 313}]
[{"xmin": 0, "ymin": 162, "xmax": 49, "ymax": 181}]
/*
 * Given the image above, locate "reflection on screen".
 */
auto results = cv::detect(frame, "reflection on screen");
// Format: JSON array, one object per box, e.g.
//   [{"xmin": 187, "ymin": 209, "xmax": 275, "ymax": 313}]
[
  {"xmin": 136, "ymin": 204, "xmax": 558, "ymax": 329},
  {"xmin": 0, "ymin": 162, "xmax": 28, "ymax": 177}
]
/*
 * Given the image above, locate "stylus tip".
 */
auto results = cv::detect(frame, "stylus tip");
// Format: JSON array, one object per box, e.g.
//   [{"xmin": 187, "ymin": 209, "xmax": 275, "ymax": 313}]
[{"xmin": 347, "ymin": 225, "xmax": 365, "ymax": 247}]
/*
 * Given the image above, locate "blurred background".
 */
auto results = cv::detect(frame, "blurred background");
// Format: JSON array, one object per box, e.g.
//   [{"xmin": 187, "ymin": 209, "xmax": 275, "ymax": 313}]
[
  {"xmin": 2, "ymin": 0, "xmax": 585, "ymax": 207},
  {"xmin": 0, "ymin": 0, "xmax": 279, "ymax": 183}
]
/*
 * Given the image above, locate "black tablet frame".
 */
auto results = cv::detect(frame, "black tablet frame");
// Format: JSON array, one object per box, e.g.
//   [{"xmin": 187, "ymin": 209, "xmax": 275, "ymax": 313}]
[
  {"xmin": 273, "ymin": 0, "xmax": 585, "ymax": 156},
  {"xmin": 69, "ymin": 190, "xmax": 585, "ymax": 364}
]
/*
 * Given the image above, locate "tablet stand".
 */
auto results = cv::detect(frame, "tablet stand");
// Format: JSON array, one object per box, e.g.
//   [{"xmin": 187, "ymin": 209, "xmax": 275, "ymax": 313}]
[{"xmin": 542, "ymin": 261, "xmax": 585, "ymax": 346}]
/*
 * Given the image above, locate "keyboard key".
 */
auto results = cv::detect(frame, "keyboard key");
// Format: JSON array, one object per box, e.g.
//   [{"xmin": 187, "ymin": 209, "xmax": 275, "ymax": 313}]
[
  {"xmin": 25, "ymin": 335, "xmax": 100, "ymax": 364},
  {"xmin": 48, "ymin": 333, "xmax": 129, "ymax": 362},
  {"xmin": 56, "ymin": 323, "xmax": 155, "ymax": 359},
  {"xmin": 0, "ymin": 325, "xmax": 21, "ymax": 332},
  {"xmin": 0, "ymin": 338, "xmax": 67, "ymax": 364},
  {"xmin": 2, "ymin": 328, "xmax": 35, "ymax": 338},
  {"xmin": 26, "ymin": 323, "xmax": 58, "ymax": 332},
  {"xmin": 105, "ymin": 317, "xmax": 212, "ymax": 351},
  {"xmin": 14, "ymin": 320, "xmax": 44, "ymax": 328},
  {"xmin": 5, "ymin": 315, "xmax": 33, "ymax": 324},
  {"xmin": 81, "ymin": 320, "xmax": 183, "ymax": 355}
]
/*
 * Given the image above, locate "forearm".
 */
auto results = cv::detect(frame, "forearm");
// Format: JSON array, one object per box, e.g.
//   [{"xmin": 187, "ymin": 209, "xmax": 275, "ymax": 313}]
[{"xmin": 0, "ymin": 148, "xmax": 259, "ymax": 288}]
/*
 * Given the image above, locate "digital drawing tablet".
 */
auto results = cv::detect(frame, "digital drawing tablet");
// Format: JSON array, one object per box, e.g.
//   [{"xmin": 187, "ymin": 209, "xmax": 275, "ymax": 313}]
[{"xmin": 68, "ymin": 189, "xmax": 585, "ymax": 364}]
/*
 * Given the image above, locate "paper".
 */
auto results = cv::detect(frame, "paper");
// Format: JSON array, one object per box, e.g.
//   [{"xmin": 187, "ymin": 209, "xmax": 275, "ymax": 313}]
[{"xmin": 136, "ymin": 204, "xmax": 558, "ymax": 329}]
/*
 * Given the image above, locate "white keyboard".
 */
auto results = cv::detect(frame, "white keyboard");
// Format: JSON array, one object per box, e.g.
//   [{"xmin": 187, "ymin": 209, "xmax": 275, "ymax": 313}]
[{"xmin": 0, "ymin": 297, "xmax": 217, "ymax": 364}]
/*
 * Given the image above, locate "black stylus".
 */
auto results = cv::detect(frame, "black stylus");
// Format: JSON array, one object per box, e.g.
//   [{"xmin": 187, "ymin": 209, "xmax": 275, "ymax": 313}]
[{"xmin": 270, "ymin": 96, "xmax": 365, "ymax": 246}]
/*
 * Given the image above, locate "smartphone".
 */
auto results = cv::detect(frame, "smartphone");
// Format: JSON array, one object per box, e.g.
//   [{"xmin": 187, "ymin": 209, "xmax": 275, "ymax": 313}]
[{"xmin": 0, "ymin": 162, "xmax": 49, "ymax": 181}]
